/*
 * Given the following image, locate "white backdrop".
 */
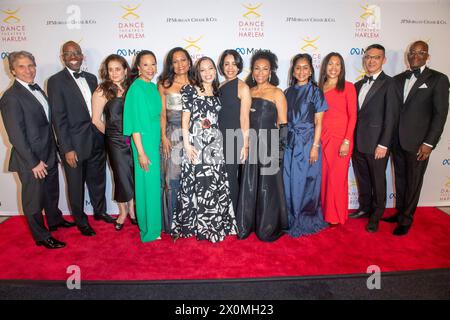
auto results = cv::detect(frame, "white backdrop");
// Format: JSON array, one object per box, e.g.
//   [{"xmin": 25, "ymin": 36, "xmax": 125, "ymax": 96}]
[{"xmin": 1, "ymin": 0, "xmax": 449, "ymax": 215}]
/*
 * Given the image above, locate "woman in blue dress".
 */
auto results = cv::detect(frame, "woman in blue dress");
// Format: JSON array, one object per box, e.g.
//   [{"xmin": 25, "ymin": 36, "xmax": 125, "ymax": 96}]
[{"xmin": 283, "ymin": 53, "xmax": 329, "ymax": 237}]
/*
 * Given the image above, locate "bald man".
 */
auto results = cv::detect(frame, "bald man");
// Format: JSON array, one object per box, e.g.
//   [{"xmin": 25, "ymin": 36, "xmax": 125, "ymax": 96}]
[{"xmin": 48, "ymin": 41, "xmax": 115, "ymax": 237}]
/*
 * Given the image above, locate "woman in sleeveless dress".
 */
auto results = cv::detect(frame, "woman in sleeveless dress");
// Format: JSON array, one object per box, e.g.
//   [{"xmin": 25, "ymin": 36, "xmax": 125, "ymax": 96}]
[
  {"xmin": 217, "ymin": 49, "xmax": 251, "ymax": 214},
  {"xmin": 237, "ymin": 50, "xmax": 288, "ymax": 242},
  {"xmin": 91, "ymin": 54, "xmax": 135, "ymax": 231},
  {"xmin": 171, "ymin": 57, "xmax": 238, "ymax": 243},
  {"xmin": 158, "ymin": 47, "xmax": 194, "ymax": 233}
]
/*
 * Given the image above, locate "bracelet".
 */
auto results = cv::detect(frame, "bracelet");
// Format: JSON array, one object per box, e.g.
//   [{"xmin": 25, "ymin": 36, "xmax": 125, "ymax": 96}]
[
  {"xmin": 342, "ymin": 140, "xmax": 350, "ymax": 145},
  {"xmin": 312, "ymin": 143, "xmax": 320, "ymax": 148}
]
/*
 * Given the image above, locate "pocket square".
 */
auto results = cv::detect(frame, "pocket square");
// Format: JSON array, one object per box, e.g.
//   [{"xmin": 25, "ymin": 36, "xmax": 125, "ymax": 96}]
[{"xmin": 419, "ymin": 83, "xmax": 428, "ymax": 89}]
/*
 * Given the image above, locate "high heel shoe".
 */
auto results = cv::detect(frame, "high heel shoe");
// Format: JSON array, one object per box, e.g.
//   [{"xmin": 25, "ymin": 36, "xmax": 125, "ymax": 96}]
[
  {"xmin": 114, "ymin": 221, "xmax": 124, "ymax": 231},
  {"xmin": 129, "ymin": 215, "xmax": 138, "ymax": 225}
]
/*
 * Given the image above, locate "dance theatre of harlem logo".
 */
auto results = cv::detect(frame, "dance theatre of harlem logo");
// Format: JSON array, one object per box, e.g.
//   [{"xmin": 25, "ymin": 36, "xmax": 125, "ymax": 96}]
[
  {"xmin": 1, "ymin": 7, "xmax": 26, "ymax": 42},
  {"xmin": 355, "ymin": 4, "xmax": 381, "ymax": 38},
  {"xmin": 238, "ymin": 2, "xmax": 264, "ymax": 38},
  {"xmin": 117, "ymin": 4, "xmax": 145, "ymax": 40},
  {"xmin": 440, "ymin": 177, "xmax": 450, "ymax": 201},
  {"xmin": 300, "ymin": 36, "xmax": 322, "ymax": 70},
  {"xmin": 184, "ymin": 35, "xmax": 204, "ymax": 61}
]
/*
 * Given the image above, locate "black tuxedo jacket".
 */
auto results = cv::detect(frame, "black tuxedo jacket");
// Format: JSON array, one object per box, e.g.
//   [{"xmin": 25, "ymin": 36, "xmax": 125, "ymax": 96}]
[
  {"xmin": 47, "ymin": 68, "xmax": 98, "ymax": 161},
  {"xmin": 0, "ymin": 80, "xmax": 57, "ymax": 172},
  {"xmin": 394, "ymin": 67, "xmax": 449, "ymax": 153},
  {"xmin": 354, "ymin": 71, "xmax": 400, "ymax": 154}
]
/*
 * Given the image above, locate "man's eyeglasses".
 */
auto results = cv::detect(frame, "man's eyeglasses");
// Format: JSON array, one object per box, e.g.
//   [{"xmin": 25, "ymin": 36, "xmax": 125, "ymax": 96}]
[
  {"xmin": 408, "ymin": 51, "xmax": 428, "ymax": 57},
  {"xmin": 62, "ymin": 51, "xmax": 82, "ymax": 57}
]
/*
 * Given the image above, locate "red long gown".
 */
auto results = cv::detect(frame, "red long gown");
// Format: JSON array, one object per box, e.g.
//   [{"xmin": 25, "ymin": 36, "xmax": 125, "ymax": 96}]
[{"xmin": 321, "ymin": 81, "xmax": 357, "ymax": 224}]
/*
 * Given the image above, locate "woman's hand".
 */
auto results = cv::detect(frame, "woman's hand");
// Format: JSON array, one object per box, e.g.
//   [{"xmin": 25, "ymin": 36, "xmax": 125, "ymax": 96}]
[
  {"xmin": 339, "ymin": 140, "xmax": 350, "ymax": 158},
  {"xmin": 138, "ymin": 153, "xmax": 151, "ymax": 172},
  {"xmin": 184, "ymin": 144, "xmax": 198, "ymax": 164},
  {"xmin": 162, "ymin": 136, "xmax": 172, "ymax": 160},
  {"xmin": 240, "ymin": 146, "xmax": 249, "ymax": 163},
  {"xmin": 309, "ymin": 145, "xmax": 319, "ymax": 165}
]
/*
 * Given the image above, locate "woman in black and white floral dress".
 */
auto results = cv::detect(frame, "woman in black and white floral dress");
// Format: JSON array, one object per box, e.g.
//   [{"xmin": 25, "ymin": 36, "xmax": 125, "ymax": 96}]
[{"xmin": 171, "ymin": 56, "xmax": 238, "ymax": 243}]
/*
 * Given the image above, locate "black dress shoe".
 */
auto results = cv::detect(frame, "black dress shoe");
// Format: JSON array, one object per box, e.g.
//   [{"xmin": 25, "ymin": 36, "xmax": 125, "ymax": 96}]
[
  {"xmin": 349, "ymin": 210, "xmax": 370, "ymax": 219},
  {"xmin": 48, "ymin": 219, "xmax": 76, "ymax": 231},
  {"xmin": 94, "ymin": 213, "xmax": 116, "ymax": 224},
  {"xmin": 78, "ymin": 224, "xmax": 96, "ymax": 236},
  {"xmin": 366, "ymin": 220, "xmax": 379, "ymax": 233},
  {"xmin": 393, "ymin": 225, "xmax": 410, "ymax": 236},
  {"xmin": 382, "ymin": 214, "xmax": 399, "ymax": 223},
  {"xmin": 36, "ymin": 237, "xmax": 66, "ymax": 249}
]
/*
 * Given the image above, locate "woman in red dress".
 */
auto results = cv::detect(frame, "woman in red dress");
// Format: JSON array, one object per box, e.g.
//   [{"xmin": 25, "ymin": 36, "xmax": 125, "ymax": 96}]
[{"xmin": 319, "ymin": 53, "xmax": 357, "ymax": 225}]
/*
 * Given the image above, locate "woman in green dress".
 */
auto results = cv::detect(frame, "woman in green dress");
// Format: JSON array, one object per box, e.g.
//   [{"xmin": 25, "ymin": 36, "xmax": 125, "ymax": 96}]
[{"xmin": 123, "ymin": 50, "xmax": 162, "ymax": 242}]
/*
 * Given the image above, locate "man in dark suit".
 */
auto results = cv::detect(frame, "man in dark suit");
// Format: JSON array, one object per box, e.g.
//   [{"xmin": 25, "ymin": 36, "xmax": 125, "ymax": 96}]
[
  {"xmin": 384, "ymin": 41, "xmax": 449, "ymax": 236},
  {"xmin": 350, "ymin": 44, "xmax": 400, "ymax": 233},
  {"xmin": 0, "ymin": 51, "xmax": 75, "ymax": 249},
  {"xmin": 48, "ymin": 41, "xmax": 114, "ymax": 237}
]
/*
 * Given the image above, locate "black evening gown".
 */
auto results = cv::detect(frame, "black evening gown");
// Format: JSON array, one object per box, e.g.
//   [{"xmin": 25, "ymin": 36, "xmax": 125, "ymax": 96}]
[
  {"xmin": 218, "ymin": 78, "xmax": 243, "ymax": 213},
  {"xmin": 236, "ymin": 98, "xmax": 288, "ymax": 241},
  {"xmin": 104, "ymin": 97, "xmax": 134, "ymax": 202}
]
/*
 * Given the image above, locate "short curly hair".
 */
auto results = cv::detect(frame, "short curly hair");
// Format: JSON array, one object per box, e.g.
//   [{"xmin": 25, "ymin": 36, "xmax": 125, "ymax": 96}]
[{"xmin": 245, "ymin": 49, "xmax": 279, "ymax": 88}]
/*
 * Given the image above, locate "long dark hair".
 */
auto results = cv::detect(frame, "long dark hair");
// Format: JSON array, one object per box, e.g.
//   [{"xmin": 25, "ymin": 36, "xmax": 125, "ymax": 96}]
[
  {"xmin": 318, "ymin": 52, "xmax": 346, "ymax": 92},
  {"xmin": 158, "ymin": 47, "xmax": 194, "ymax": 88},
  {"xmin": 288, "ymin": 53, "xmax": 316, "ymax": 87},
  {"xmin": 193, "ymin": 56, "xmax": 220, "ymax": 96},
  {"xmin": 129, "ymin": 50, "xmax": 157, "ymax": 84},
  {"xmin": 245, "ymin": 49, "xmax": 279, "ymax": 88},
  {"xmin": 98, "ymin": 54, "xmax": 130, "ymax": 101},
  {"xmin": 218, "ymin": 49, "xmax": 244, "ymax": 76}
]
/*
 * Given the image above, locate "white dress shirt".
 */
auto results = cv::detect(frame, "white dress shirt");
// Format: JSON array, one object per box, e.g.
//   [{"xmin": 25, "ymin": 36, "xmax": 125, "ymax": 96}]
[
  {"xmin": 66, "ymin": 67, "xmax": 93, "ymax": 117},
  {"xmin": 16, "ymin": 78, "xmax": 49, "ymax": 121}
]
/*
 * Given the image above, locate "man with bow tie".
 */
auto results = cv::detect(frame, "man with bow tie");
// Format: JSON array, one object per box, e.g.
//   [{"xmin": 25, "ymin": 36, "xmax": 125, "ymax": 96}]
[
  {"xmin": 350, "ymin": 44, "xmax": 400, "ymax": 234},
  {"xmin": 384, "ymin": 41, "xmax": 449, "ymax": 236},
  {"xmin": 48, "ymin": 41, "xmax": 115, "ymax": 237},
  {"xmin": 0, "ymin": 51, "xmax": 72, "ymax": 249}
]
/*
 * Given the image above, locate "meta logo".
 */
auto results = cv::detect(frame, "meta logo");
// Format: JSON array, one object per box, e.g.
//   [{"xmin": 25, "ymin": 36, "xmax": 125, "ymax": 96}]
[
  {"xmin": 116, "ymin": 48, "xmax": 141, "ymax": 57},
  {"xmin": 442, "ymin": 159, "xmax": 450, "ymax": 166},
  {"xmin": 235, "ymin": 47, "xmax": 263, "ymax": 55},
  {"xmin": 350, "ymin": 48, "xmax": 365, "ymax": 55},
  {"xmin": 1, "ymin": 51, "xmax": 9, "ymax": 59}
]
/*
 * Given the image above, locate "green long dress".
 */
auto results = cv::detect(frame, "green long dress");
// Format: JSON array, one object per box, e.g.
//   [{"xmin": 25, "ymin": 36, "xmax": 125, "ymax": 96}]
[{"xmin": 123, "ymin": 78, "xmax": 162, "ymax": 242}]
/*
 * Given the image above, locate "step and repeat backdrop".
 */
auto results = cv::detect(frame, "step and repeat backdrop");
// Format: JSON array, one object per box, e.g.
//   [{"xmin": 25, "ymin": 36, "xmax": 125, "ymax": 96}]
[{"xmin": 0, "ymin": 0, "xmax": 449, "ymax": 215}]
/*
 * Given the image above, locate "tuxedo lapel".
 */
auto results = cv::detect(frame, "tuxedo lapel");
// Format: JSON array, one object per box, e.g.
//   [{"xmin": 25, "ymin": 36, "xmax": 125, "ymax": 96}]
[
  {"xmin": 13, "ymin": 81, "xmax": 49, "ymax": 123},
  {"xmin": 62, "ymin": 68, "xmax": 90, "ymax": 115},
  {"xmin": 361, "ymin": 72, "xmax": 386, "ymax": 110},
  {"xmin": 404, "ymin": 67, "xmax": 432, "ymax": 105}
]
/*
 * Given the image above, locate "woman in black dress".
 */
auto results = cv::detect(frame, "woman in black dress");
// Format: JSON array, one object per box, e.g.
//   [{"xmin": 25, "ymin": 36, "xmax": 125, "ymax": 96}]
[
  {"xmin": 92, "ymin": 54, "xmax": 135, "ymax": 230},
  {"xmin": 218, "ymin": 49, "xmax": 251, "ymax": 214},
  {"xmin": 237, "ymin": 50, "xmax": 289, "ymax": 241}
]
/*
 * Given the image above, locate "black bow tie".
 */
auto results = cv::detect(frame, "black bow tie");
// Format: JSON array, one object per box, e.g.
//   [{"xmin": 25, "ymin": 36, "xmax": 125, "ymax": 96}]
[
  {"xmin": 73, "ymin": 71, "xmax": 85, "ymax": 79},
  {"xmin": 406, "ymin": 68, "xmax": 421, "ymax": 79},
  {"xmin": 28, "ymin": 83, "xmax": 42, "ymax": 91},
  {"xmin": 363, "ymin": 75, "xmax": 374, "ymax": 83}
]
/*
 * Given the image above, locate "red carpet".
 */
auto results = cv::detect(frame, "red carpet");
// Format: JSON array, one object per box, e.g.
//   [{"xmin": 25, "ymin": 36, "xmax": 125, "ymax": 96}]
[{"xmin": 0, "ymin": 207, "xmax": 449, "ymax": 281}]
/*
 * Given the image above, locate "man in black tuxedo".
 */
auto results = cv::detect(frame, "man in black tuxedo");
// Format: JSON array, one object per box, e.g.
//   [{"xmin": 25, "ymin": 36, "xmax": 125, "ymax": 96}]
[
  {"xmin": 0, "ymin": 51, "xmax": 75, "ymax": 249},
  {"xmin": 48, "ymin": 41, "xmax": 115, "ymax": 237},
  {"xmin": 384, "ymin": 41, "xmax": 449, "ymax": 236},
  {"xmin": 350, "ymin": 44, "xmax": 400, "ymax": 233}
]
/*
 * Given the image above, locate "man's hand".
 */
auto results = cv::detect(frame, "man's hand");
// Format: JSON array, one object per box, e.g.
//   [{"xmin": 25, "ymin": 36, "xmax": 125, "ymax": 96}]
[
  {"xmin": 374, "ymin": 146, "xmax": 388, "ymax": 160},
  {"xmin": 417, "ymin": 144, "xmax": 432, "ymax": 161},
  {"xmin": 65, "ymin": 150, "xmax": 78, "ymax": 168},
  {"xmin": 32, "ymin": 161, "xmax": 48, "ymax": 179}
]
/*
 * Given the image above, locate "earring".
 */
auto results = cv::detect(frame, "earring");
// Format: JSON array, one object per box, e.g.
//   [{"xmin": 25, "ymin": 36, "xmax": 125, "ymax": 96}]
[
  {"xmin": 269, "ymin": 74, "xmax": 272, "ymax": 82},
  {"xmin": 252, "ymin": 76, "xmax": 255, "ymax": 82}
]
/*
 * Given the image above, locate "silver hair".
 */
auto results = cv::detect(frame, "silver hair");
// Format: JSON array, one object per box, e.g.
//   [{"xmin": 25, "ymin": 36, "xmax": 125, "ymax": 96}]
[{"xmin": 8, "ymin": 51, "xmax": 36, "ymax": 73}]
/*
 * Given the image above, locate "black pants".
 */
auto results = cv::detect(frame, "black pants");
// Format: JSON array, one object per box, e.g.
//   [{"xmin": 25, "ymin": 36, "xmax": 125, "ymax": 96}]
[
  {"xmin": 352, "ymin": 149, "xmax": 389, "ymax": 222},
  {"xmin": 17, "ymin": 163, "xmax": 63, "ymax": 241},
  {"xmin": 392, "ymin": 144, "xmax": 429, "ymax": 227},
  {"xmin": 63, "ymin": 131, "xmax": 106, "ymax": 226}
]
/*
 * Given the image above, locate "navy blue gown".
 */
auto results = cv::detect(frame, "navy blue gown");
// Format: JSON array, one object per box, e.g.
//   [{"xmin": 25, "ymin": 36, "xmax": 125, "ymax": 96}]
[{"xmin": 283, "ymin": 82, "xmax": 328, "ymax": 237}]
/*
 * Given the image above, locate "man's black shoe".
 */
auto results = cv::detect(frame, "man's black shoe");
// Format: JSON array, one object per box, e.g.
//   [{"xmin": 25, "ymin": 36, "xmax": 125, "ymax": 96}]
[
  {"xmin": 78, "ymin": 224, "xmax": 96, "ymax": 236},
  {"xmin": 36, "ymin": 237, "xmax": 66, "ymax": 249},
  {"xmin": 93, "ymin": 213, "xmax": 116, "ymax": 224},
  {"xmin": 48, "ymin": 219, "xmax": 76, "ymax": 231},
  {"xmin": 349, "ymin": 210, "xmax": 370, "ymax": 219},
  {"xmin": 393, "ymin": 224, "xmax": 410, "ymax": 236},
  {"xmin": 382, "ymin": 215, "xmax": 399, "ymax": 223}
]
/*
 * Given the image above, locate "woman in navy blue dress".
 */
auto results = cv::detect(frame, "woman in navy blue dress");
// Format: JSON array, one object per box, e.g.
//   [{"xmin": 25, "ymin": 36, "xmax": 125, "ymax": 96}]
[{"xmin": 283, "ymin": 53, "xmax": 328, "ymax": 237}]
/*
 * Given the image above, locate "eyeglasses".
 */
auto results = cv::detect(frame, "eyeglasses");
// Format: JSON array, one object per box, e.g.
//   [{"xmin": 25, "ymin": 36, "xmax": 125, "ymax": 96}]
[
  {"xmin": 363, "ymin": 55, "xmax": 383, "ymax": 61},
  {"xmin": 62, "ymin": 51, "xmax": 82, "ymax": 57},
  {"xmin": 408, "ymin": 51, "xmax": 428, "ymax": 57}
]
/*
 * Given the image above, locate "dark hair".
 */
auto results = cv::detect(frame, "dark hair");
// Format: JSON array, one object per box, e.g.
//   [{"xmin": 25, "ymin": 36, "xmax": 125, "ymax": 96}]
[
  {"xmin": 318, "ymin": 52, "xmax": 346, "ymax": 92},
  {"xmin": 8, "ymin": 51, "xmax": 36, "ymax": 72},
  {"xmin": 410, "ymin": 40, "xmax": 429, "ymax": 52},
  {"xmin": 366, "ymin": 43, "xmax": 385, "ymax": 54},
  {"xmin": 98, "ymin": 54, "xmax": 131, "ymax": 101},
  {"xmin": 158, "ymin": 47, "xmax": 194, "ymax": 88},
  {"xmin": 218, "ymin": 49, "xmax": 244, "ymax": 76},
  {"xmin": 245, "ymin": 49, "xmax": 279, "ymax": 88},
  {"xmin": 288, "ymin": 53, "xmax": 316, "ymax": 87},
  {"xmin": 129, "ymin": 50, "xmax": 157, "ymax": 84},
  {"xmin": 193, "ymin": 56, "xmax": 220, "ymax": 96}
]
